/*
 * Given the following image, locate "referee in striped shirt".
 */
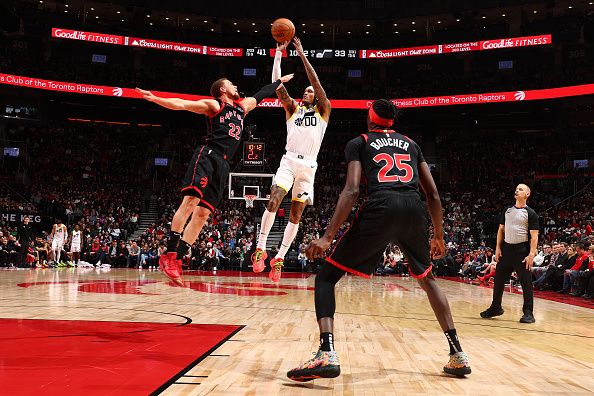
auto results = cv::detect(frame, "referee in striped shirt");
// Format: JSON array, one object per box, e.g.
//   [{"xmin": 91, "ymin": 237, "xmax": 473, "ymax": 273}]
[{"xmin": 481, "ymin": 184, "xmax": 539, "ymax": 323}]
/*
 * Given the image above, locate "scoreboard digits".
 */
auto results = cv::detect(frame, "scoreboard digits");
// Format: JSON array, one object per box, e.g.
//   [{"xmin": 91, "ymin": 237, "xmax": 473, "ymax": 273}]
[
  {"xmin": 245, "ymin": 48, "xmax": 357, "ymax": 58},
  {"xmin": 243, "ymin": 142, "xmax": 265, "ymax": 166}
]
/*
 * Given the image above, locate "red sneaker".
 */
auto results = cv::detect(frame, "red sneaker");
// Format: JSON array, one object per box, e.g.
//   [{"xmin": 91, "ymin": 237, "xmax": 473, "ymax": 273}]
[
  {"xmin": 251, "ymin": 248, "xmax": 268, "ymax": 273},
  {"xmin": 159, "ymin": 252, "xmax": 184, "ymax": 286},
  {"xmin": 269, "ymin": 257, "xmax": 284, "ymax": 283}
]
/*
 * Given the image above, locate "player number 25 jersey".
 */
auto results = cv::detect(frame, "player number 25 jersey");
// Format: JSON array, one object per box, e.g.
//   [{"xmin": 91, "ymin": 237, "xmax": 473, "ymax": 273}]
[{"xmin": 345, "ymin": 129, "xmax": 425, "ymax": 195}]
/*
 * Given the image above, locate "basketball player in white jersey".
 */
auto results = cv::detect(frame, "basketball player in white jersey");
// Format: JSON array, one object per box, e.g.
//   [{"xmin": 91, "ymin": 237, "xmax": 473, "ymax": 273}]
[
  {"xmin": 49, "ymin": 220, "xmax": 67, "ymax": 265},
  {"xmin": 69, "ymin": 224, "xmax": 82, "ymax": 266},
  {"xmin": 252, "ymin": 37, "xmax": 331, "ymax": 282}
]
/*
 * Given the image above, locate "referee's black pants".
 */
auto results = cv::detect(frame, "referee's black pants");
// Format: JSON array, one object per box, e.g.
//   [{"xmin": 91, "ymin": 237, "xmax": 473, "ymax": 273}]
[{"xmin": 491, "ymin": 241, "xmax": 534, "ymax": 314}]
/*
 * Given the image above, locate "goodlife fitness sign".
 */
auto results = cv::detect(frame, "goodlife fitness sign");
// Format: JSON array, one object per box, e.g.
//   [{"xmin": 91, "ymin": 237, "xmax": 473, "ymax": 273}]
[
  {"xmin": 3, "ymin": 72, "xmax": 594, "ymax": 109},
  {"xmin": 51, "ymin": 28, "xmax": 243, "ymax": 57},
  {"xmin": 359, "ymin": 34, "xmax": 552, "ymax": 59},
  {"xmin": 52, "ymin": 28, "xmax": 125, "ymax": 45}
]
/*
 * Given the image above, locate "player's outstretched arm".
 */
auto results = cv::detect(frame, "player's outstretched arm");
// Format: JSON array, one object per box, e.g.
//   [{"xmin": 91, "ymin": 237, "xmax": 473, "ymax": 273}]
[
  {"xmin": 293, "ymin": 37, "xmax": 331, "ymax": 121},
  {"xmin": 418, "ymin": 162, "xmax": 445, "ymax": 259},
  {"xmin": 135, "ymin": 88, "xmax": 220, "ymax": 116},
  {"xmin": 305, "ymin": 161, "xmax": 361, "ymax": 259},
  {"xmin": 272, "ymin": 41, "xmax": 289, "ymax": 82},
  {"xmin": 240, "ymin": 74, "xmax": 294, "ymax": 114},
  {"xmin": 272, "ymin": 41, "xmax": 298, "ymax": 117}
]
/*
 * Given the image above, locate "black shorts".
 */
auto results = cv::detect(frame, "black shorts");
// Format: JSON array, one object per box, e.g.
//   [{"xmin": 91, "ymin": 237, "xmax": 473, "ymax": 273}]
[
  {"xmin": 327, "ymin": 190, "xmax": 432, "ymax": 279},
  {"xmin": 181, "ymin": 145, "xmax": 230, "ymax": 212}
]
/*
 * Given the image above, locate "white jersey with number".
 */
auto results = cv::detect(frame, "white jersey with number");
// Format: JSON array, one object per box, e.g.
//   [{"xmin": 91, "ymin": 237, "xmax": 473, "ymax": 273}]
[
  {"xmin": 285, "ymin": 105, "xmax": 327, "ymax": 159},
  {"xmin": 273, "ymin": 105, "xmax": 328, "ymax": 205},
  {"xmin": 70, "ymin": 230, "xmax": 82, "ymax": 253},
  {"xmin": 70, "ymin": 230, "xmax": 81, "ymax": 252},
  {"xmin": 71, "ymin": 230, "xmax": 81, "ymax": 245},
  {"xmin": 52, "ymin": 224, "xmax": 66, "ymax": 245}
]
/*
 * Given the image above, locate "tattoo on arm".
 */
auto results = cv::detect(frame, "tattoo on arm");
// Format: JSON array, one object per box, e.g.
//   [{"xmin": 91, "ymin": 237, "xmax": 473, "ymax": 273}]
[
  {"xmin": 276, "ymin": 85, "xmax": 296, "ymax": 112},
  {"xmin": 300, "ymin": 56, "xmax": 330, "ymax": 114}
]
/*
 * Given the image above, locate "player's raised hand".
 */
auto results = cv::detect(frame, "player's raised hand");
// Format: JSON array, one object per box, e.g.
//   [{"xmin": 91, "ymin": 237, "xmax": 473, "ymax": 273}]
[
  {"xmin": 135, "ymin": 87, "xmax": 156, "ymax": 102},
  {"xmin": 305, "ymin": 237, "xmax": 332, "ymax": 259},
  {"xmin": 430, "ymin": 237, "xmax": 445, "ymax": 260},
  {"xmin": 292, "ymin": 36, "xmax": 304, "ymax": 56},
  {"xmin": 276, "ymin": 40, "xmax": 290, "ymax": 52},
  {"xmin": 280, "ymin": 73, "xmax": 294, "ymax": 84}
]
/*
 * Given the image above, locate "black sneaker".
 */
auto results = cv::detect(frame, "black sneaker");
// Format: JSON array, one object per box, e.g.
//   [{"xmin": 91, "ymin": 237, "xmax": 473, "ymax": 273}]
[
  {"xmin": 480, "ymin": 306, "xmax": 504, "ymax": 318},
  {"xmin": 519, "ymin": 312, "xmax": 535, "ymax": 323}
]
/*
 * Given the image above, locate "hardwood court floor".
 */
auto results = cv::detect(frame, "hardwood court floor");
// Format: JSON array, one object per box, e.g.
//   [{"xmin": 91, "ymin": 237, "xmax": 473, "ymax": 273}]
[{"xmin": 0, "ymin": 268, "xmax": 592, "ymax": 395}]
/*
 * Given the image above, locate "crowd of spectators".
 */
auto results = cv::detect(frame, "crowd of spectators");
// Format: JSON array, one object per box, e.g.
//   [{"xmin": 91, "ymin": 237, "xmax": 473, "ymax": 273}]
[
  {"xmin": 0, "ymin": 122, "xmax": 162, "ymax": 267},
  {"xmin": 1, "ymin": 117, "xmax": 592, "ymax": 276},
  {"xmin": 135, "ymin": 176, "xmax": 260, "ymax": 271}
]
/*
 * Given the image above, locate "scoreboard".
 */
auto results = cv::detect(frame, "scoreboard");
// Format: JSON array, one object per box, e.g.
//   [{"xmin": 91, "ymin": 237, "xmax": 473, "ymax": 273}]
[
  {"xmin": 245, "ymin": 48, "xmax": 358, "ymax": 59},
  {"xmin": 243, "ymin": 142, "xmax": 265, "ymax": 166}
]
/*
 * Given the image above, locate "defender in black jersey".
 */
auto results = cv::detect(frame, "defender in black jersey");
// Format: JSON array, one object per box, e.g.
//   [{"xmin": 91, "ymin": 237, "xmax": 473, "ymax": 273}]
[
  {"xmin": 136, "ymin": 74, "xmax": 294, "ymax": 285},
  {"xmin": 287, "ymin": 100, "xmax": 471, "ymax": 382}
]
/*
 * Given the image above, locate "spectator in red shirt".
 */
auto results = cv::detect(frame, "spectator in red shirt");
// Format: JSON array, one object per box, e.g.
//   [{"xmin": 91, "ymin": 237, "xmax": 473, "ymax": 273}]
[
  {"xmin": 571, "ymin": 244, "xmax": 594, "ymax": 297},
  {"xmin": 560, "ymin": 241, "xmax": 590, "ymax": 294}
]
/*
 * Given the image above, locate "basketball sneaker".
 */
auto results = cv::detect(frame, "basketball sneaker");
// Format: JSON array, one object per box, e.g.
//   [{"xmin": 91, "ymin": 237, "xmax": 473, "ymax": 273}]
[
  {"xmin": 269, "ymin": 257, "xmax": 284, "ymax": 283},
  {"xmin": 480, "ymin": 306, "xmax": 504, "ymax": 318},
  {"xmin": 519, "ymin": 312, "xmax": 535, "ymax": 323},
  {"xmin": 251, "ymin": 248, "xmax": 267, "ymax": 273},
  {"xmin": 443, "ymin": 351, "xmax": 471, "ymax": 377},
  {"xmin": 159, "ymin": 252, "xmax": 184, "ymax": 286},
  {"xmin": 287, "ymin": 350, "xmax": 341, "ymax": 382}
]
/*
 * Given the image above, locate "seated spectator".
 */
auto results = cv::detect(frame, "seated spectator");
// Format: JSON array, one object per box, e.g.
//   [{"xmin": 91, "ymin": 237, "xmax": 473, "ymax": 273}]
[
  {"xmin": 570, "ymin": 244, "xmax": 594, "ymax": 296},
  {"xmin": 558, "ymin": 241, "xmax": 590, "ymax": 294},
  {"xmin": 127, "ymin": 241, "xmax": 141, "ymax": 268}
]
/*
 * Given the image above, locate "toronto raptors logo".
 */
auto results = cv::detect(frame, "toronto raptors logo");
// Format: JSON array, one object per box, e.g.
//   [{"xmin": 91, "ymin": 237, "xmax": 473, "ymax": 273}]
[
  {"xmin": 18, "ymin": 279, "xmax": 315, "ymax": 296},
  {"xmin": 200, "ymin": 176, "xmax": 209, "ymax": 188}
]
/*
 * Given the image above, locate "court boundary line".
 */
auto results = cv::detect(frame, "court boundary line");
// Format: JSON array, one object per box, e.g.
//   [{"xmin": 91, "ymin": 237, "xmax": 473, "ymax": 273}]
[{"xmin": 150, "ymin": 325, "xmax": 245, "ymax": 395}]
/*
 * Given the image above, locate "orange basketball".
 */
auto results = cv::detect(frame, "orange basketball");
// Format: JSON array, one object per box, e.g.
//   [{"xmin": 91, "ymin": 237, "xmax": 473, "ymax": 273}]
[{"xmin": 271, "ymin": 18, "xmax": 295, "ymax": 43}]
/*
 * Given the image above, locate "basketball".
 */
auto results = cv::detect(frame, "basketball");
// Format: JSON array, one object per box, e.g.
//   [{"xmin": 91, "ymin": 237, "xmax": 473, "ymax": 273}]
[{"xmin": 271, "ymin": 18, "xmax": 295, "ymax": 43}]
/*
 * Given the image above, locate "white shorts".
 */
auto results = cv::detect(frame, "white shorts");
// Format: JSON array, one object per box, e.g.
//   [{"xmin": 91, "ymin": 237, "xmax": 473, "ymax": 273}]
[
  {"xmin": 51, "ymin": 240, "xmax": 64, "ymax": 251},
  {"xmin": 70, "ymin": 243, "xmax": 81, "ymax": 253},
  {"xmin": 273, "ymin": 154, "xmax": 317, "ymax": 205}
]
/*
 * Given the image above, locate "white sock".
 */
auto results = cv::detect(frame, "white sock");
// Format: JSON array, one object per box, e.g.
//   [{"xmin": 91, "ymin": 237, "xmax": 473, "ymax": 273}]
[
  {"xmin": 257, "ymin": 209, "xmax": 277, "ymax": 250},
  {"xmin": 276, "ymin": 222, "xmax": 299, "ymax": 259}
]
